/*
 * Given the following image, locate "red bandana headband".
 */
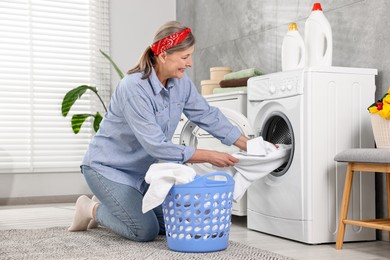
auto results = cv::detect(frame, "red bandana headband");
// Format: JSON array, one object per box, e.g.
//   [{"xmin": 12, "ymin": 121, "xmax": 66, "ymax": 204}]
[{"xmin": 151, "ymin": 27, "xmax": 192, "ymax": 56}]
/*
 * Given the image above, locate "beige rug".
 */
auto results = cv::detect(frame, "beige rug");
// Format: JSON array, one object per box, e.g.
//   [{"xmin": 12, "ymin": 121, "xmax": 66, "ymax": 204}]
[{"xmin": 1, "ymin": 227, "xmax": 295, "ymax": 259}]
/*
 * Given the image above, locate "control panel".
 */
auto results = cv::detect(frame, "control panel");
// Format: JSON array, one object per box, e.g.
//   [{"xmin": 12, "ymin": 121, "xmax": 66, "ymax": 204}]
[{"xmin": 248, "ymin": 69, "xmax": 303, "ymax": 101}]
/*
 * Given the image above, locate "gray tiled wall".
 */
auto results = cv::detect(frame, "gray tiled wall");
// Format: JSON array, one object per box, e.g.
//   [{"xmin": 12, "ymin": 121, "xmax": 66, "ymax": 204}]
[
  {"xmin": 177, "ymin": 0, "xmax": 389, "ymax": 241},
  {"xmin": 177, "ymin": 0, "xmax": 388, "ymax": 98}
]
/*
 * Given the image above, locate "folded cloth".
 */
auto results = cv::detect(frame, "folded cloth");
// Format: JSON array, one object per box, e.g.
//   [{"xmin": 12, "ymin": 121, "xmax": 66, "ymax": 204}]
[
  {"xmin": 213, "ymin": 86, "xmax": 247, "ymax": 94},
  {"xmin": 219, "ymin": 77, "xmax": 250, "ymax": 88},
  {"xmin": 223, "ymin": 68, "xmax": 262, "ymax": 80},
  {"xmin": 215, "ymin": 137, "xmax": 291, "ymax": 201},
  {"xmin": 142, "ymin": 163, "xmax": 196, "ymax": 213}
]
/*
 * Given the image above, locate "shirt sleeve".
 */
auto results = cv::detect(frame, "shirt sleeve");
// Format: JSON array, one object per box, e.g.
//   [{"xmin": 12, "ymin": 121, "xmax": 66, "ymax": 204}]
[{"xmin": 182, "ymin": 78, "xmax": 242, "ymax": 146}]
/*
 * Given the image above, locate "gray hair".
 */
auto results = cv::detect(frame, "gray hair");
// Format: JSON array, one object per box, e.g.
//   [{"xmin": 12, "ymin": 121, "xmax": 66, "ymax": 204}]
[{"xmin": 128, "ymin": 21, "xmax": 195, "ymax": 79}]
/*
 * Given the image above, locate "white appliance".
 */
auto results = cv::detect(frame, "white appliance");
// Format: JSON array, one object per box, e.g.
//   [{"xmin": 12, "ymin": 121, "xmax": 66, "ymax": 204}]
[
  {"xmin": 177, "ymin": 91, "xmax": 253, "ymax": 216},
  {"xmin": 246, "ymin": 66, "xmax": 377, "ymax": 244}
]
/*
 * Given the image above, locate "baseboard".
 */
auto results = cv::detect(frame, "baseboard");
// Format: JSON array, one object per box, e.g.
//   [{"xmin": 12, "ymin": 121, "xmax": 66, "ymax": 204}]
[{"xmin": 0, "ymin": 194, "xmax": 92, "ymax": 206}]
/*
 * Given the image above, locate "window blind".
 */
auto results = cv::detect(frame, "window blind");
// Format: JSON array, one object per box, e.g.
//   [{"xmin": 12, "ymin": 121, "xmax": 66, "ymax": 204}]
[{"xmin": 0, "ymin": 0, "xmax": 110, "ymax": 174}]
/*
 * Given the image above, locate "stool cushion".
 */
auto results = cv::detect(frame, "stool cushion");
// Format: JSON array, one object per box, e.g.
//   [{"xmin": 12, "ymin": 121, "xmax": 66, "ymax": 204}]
[{"xmin": 334, "ymin": 148, "xmax": 390, "ymax": 164}]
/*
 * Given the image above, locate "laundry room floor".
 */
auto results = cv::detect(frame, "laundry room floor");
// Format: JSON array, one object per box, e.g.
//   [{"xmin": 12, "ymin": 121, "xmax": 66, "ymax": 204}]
[{"xmin": 0, "ymin": 203, "xmax": 389, "ymax": 260}]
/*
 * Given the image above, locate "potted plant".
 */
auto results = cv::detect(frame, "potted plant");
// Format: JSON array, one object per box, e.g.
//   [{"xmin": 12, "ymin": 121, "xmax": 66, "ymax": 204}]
[
  {"xmin": 367, "ymin": 87, "xmax": 390, "ymax": 148},
  {"xmin": 61, "ymin": 49, "xmax": 124, "ymax": 134}
]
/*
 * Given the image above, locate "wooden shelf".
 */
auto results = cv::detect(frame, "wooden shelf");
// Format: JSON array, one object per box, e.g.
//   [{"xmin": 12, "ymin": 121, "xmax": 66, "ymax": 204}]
[{"xmin": 343, "ymin": 218, "xmax": 390, "ymax": 231}]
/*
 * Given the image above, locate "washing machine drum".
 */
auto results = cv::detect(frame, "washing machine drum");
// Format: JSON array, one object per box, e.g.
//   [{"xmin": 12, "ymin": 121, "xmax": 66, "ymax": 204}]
[
  {"xmin": 260, "ymin": 113, "xmax": 294, "ymax": 177},
  {"xmin": 179, "ymin": 107, "xmax": 254, "ymax": 175}
]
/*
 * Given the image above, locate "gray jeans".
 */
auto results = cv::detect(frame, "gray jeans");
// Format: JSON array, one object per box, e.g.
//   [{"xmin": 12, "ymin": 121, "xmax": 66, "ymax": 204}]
[{"xmin": 81, "ymin": 165, "xmax": 165, "ymax": 241}]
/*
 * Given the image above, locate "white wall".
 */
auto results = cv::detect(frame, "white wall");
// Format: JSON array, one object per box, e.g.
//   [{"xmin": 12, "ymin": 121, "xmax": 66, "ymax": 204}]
[
  {"xmin": 0, "ymin": 0, "xmax": 176, "ymax": 202},
  {"xmin": 110, "ymin": 0, "xmax": 176, "ymax": 91},
  {"xmin": 0, "ymin": 173, "xmax": 91, "ymax": 201}
]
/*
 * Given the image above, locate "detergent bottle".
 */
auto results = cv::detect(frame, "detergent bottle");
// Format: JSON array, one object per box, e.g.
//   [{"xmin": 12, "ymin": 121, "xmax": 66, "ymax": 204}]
[
  {"xmin": 281, "ymin": 22, "xmax": 305, "ymax": 71},
  {"xmin": 304, "ymin": 2, "xmax": 332, "ymax": 66}
]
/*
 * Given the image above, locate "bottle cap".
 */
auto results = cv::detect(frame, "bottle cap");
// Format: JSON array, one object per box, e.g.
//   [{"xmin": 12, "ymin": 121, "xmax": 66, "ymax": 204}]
[
  {"xmin": 288, "ymin": 22, "xmax": 298, "ymax": 31},
  {"xmin": 312, "ymin": 3, "xmax": 322, "ymax": 11}
]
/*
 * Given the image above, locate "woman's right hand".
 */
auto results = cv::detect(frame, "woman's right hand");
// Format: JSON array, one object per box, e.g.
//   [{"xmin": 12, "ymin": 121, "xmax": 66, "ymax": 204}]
[{"xmin": 186, "ymin": 149, "xmax": 238, "ymax": 168}]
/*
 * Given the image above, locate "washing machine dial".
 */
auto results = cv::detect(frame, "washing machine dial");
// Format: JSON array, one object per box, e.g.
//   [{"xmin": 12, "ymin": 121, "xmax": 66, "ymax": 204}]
[
  {"xmin": 269, "ymin": 85, "xmax": 276, "ymax": 94},
  {"xmin": 280, "ymin": 85, "xmax": 286, "ymax": 91}
]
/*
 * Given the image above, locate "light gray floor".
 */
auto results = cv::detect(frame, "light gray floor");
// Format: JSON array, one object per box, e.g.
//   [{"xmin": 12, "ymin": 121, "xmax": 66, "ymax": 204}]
[{"xmin": 0, "ymin": 203, "xmax": 389, "ymax": 260}]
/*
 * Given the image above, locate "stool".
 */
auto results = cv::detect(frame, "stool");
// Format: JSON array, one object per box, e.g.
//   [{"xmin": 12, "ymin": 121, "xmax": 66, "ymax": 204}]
[{"xmin": 334, "ymin": 148, "xmax": 390, "ymax": 249}]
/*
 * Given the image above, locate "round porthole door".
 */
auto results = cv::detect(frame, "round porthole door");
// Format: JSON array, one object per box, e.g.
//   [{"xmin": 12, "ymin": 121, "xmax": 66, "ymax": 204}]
[{"xmin": 259, "ymin": 111, "xmax": 294, "ymax": 177}]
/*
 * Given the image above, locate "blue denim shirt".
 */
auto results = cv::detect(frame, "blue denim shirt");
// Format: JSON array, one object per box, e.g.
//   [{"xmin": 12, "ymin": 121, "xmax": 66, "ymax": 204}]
[{"xmin": 82, "ymin": 68, "xmax": 241, "ymax": 193}]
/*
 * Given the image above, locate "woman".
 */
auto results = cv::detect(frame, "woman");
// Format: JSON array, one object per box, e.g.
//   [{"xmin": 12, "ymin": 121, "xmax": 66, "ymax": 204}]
[{"xmin": 68, "ymin": 21, "xmax": 248, "ymax": 242}]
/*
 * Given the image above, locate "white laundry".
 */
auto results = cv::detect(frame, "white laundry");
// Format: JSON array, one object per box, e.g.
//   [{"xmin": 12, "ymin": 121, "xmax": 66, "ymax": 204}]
[
  {"xmin": 232, "ymin": 145, "xmax": 291, "ymax": 201},
  {"xmin": 142, "ymin": 163, "xmax": 196, "ymax": 213},
  {"xmin": 217, "ymin": 137, "xmax": 292, "ymax": 201},
  {"xmin": 246, "ymin": 136, "xmax": 274, "ymax": 156}
]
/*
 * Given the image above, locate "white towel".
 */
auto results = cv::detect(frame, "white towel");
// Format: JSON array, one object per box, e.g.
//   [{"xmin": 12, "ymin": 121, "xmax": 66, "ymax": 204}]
[
  {"xmin": 217, "ymin": 137, "xmax": 292, "ymax": 201},
  {"xmin": 246, "ymin": 135, "xmax": 274, "ymax": 156},
  {"xmin": 142, "ymin": 163, "xmax": 196, "ymax": 213},
  {"xmin": 232, "ymin": 144, "xmax": 291, "ymax": 201}
]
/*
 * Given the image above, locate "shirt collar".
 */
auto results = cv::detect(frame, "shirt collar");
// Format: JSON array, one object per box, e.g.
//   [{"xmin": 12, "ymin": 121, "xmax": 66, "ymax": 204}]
[{"xmin": 149, "ymin": 67, "xmax": 175, "ymax": 95}]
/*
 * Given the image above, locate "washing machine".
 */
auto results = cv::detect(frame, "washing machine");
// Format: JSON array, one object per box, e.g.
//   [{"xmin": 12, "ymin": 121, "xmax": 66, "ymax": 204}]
[
  {"xmin": 178, "ymin": 91, "xmax": 253, "ymax": 216},
  {"xmin": 246, "ymin": 66, "xmax": 377, "ymax": 244}
]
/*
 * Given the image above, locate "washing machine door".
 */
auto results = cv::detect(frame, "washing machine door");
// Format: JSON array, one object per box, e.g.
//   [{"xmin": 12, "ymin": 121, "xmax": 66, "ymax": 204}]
[
  {"xmin": 248, "ymin": 96, "xmax": 305, "ymax": 222},
  {"xmin": 180, "ymin": 107, "xmax": 254, "ymax": 174},
  {"xmin": 260, "ymin": 111, "xmax": 294, "ymax": 177}
]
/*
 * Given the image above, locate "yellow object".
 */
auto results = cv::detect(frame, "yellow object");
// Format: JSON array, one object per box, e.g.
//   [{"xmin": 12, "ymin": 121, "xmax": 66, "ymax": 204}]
[
  {"xmin": 368, "ymin": 87, "xmax": 390, "ymax": 119},
  {"xmin": 288, "ymin": 22, "xmax": 298, "ymax": 31}
]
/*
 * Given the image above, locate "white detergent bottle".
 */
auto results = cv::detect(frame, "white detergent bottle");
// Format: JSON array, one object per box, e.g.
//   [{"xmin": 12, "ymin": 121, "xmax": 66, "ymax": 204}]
[
  {"xmin": 281, "ymin": 22, "xmax": 305, "ymax": 71},
  {"xmin": 304, "ymin": 2, "xmax": 333, "ymax": 66}
]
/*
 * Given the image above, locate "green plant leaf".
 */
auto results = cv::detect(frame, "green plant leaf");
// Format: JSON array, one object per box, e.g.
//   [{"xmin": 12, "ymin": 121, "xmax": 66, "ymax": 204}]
[
  {"xmin": 62, "ymin": 50, "xmax": 121, "ymax": 134},
  {"xmin": 71, "ymin": 113, "xmax": 94, "ymax": 134},
  {"xmin": 100, "ymin": 49, "xmax": 125, "ymax": 79},
  {"xmin": 93, "ymin": 112, "xmax": 103, "ymax": 132},
  {"xmin": 62, "ymin": 85, "xmax": 98, "ymax": 117}
]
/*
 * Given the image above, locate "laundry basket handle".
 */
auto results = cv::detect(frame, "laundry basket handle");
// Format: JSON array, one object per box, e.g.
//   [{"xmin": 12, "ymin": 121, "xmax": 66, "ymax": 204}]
[{"xmin": 199, "ymin": 172, "xmax": 234, "ymax": 187}]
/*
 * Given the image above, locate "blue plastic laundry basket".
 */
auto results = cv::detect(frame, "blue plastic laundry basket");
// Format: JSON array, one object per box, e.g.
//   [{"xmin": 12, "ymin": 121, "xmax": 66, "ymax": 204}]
[{"xmin": 162, "ymin": 172, "xmax": 234, "ymax": 253}]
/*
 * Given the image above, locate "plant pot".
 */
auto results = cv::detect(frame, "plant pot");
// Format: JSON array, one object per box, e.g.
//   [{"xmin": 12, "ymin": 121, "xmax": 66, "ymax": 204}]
[{"xmin": 370, "ymin": 113, "xmax": 390, "ymax": 148}]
